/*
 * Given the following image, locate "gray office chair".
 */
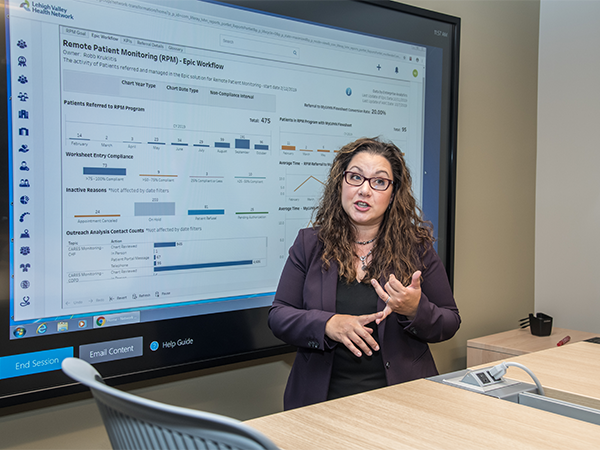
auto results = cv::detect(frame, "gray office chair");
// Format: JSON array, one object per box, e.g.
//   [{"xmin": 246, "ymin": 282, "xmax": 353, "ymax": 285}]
[{"xmin": 61, "ymin": 357, "xmax": 280, "ymax": 450}]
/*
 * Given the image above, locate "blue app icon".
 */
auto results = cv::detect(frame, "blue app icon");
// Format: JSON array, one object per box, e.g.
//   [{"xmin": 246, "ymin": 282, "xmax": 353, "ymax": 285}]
[
  {"xmin": 150, "ymin": 341, "xmax": 159, "ymax": 351},
  {"xmin": 36, "ymin": 323, "xmax": 47, "ymax": 334}
]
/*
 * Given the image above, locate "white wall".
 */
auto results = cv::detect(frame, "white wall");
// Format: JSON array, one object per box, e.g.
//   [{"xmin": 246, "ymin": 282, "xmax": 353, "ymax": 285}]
[
  {"xmin": 536, "ymin": 0, "xmax": 600, "ymax": 333},
  {"xmin": 404, "ymin": 0, "xmax": 539, "ymax": 370}
]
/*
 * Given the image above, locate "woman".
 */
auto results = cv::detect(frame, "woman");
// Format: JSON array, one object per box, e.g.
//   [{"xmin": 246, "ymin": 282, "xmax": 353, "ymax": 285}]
[{"xmin": 269, "ymin": 137, "xmax": 460, "ymax": 410}]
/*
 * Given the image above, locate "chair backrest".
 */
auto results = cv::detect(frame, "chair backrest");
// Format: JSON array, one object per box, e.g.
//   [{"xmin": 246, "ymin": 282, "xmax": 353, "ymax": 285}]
[{"xmin": 62, "ymin": 358, "xmax": 280, "ymax": 450}]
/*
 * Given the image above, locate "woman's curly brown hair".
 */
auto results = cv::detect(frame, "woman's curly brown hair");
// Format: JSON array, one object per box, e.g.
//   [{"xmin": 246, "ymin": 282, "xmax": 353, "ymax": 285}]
[{"xmin": 314, "ymin": 137, "xmax": 434, "ymax": 284}]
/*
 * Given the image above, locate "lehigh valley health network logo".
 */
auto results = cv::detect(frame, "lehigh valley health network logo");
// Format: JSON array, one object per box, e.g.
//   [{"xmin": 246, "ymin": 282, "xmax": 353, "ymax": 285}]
[{"xmin": 20, "ymin": 1, "xmax": 75, "ymax": 20}]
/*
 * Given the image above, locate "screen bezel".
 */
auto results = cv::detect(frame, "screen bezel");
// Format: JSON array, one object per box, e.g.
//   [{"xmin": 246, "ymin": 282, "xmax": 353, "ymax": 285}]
[{"xmin": 0, "ymin": 0, "xmax": 459, "ymax": 408}]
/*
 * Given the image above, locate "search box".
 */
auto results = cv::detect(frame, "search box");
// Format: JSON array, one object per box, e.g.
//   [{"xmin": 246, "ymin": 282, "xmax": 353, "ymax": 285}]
[{"xmin": 220, "ymin": 35, "xmax": 299, "ymax": 59}]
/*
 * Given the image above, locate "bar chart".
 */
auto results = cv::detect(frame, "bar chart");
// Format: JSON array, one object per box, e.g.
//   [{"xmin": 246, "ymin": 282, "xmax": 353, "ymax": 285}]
[
  {"xmin": 66, "ymin": 121, "xmax": 271, "ymax": 154},
  {"xmin": 152, "ymin": 237, "xmax": 266, "ymax": 273},
  {"xmin": 279, "ymin": 131, "xmax": 350, "ymax": 156}
]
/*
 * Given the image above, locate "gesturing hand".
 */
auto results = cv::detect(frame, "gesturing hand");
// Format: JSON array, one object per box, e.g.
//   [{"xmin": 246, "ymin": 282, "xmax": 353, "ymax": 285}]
[
  {"xmin": 371, "ymin": 271, "xmax": 422, "ymax": 324},
  {"xmin": 325, "ymin": 312, "xmax": 383, "ymax": 358}
]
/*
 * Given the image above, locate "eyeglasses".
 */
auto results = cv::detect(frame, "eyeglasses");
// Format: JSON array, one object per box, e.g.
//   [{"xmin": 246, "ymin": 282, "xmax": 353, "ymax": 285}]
[{"xmin": 343, "ymin": 171, "xmax": 393, "ymax": 191}]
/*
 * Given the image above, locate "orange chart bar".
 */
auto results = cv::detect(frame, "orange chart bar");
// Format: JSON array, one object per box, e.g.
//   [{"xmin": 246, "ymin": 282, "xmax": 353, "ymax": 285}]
[
  {"xmin": 317, "ymin": 149, "xmax": 330, "ymax": 153},
  {"xmin": 281, "ymin": 145, "xmax": 296, "ymax": 150},
  {"xmin": 74, "ymin": 214, "xmax": 121, "ymax": 218}
]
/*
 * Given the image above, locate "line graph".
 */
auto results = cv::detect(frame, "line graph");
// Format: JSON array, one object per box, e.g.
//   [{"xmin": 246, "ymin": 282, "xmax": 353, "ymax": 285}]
[
  {"xmin": 293, "ymin": 175, "xmax": 324, "ymax": 192},
  {"xmin": 288, "ymin": 174, "xmax": 326, "ymax": 197}
]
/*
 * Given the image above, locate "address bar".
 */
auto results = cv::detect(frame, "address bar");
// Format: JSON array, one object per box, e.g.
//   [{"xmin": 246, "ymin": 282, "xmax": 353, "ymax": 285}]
[{"xmin": 220, "ymin": 35, "xmax": 299, "ymax": 59}]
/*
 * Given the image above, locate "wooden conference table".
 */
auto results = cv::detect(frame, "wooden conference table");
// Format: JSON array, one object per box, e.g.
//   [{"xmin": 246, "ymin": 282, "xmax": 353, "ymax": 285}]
[
  {"xmin": 472, "ymin": 341, "xmax": 600, "ymax": 410},
  {"xmin": 466, "ymin": 326, "xmax": 598, "ymax": 366},
  {"xmin": 245, "ymin": 342, "xmax": 600, "ymax": 449}
]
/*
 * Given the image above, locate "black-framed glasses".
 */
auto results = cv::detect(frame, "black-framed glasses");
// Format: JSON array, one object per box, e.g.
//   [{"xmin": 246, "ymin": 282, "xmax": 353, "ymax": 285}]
[{"xmin": 343, "ymin": 171, "xmax": 393, "ymax": 191}]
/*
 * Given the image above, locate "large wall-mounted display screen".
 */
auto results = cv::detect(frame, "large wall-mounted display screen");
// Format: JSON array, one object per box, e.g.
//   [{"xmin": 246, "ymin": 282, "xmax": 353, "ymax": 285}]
[{"xmin": 0, "ymin": 0, "xmax": 459, "ymax": 406}]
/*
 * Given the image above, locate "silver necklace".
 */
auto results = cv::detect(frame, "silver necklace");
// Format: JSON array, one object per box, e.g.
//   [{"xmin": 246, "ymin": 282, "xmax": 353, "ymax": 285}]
[
  {"xmin": 359, "ymin": 249, "xmax": 373, "ymax": 271},
  {"xmin": 355, "ymin": 237, "xmax": 376, "ymax": 245}
]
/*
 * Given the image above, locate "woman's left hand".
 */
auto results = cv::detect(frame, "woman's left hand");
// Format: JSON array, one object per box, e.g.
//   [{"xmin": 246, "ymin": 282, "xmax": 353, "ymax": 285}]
[{"xmin": 371, "ymin": 271, "xmax": 422, "ymax": 324}]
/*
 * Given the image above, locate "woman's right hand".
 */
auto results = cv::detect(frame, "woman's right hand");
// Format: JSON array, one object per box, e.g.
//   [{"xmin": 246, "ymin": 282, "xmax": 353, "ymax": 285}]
[{"xmin": 324, "ymin": 312, "xmax": 383, "ymax": 357}]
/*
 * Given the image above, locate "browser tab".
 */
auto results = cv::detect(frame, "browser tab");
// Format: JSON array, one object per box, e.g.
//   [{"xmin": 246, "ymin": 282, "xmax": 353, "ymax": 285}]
[{"xmin": 93, "ymin": 312, "xmax": 141, "ymax": 329}]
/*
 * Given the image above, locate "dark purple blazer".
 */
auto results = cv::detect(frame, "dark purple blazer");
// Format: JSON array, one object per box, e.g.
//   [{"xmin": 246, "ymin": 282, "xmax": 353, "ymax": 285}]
[{"xmin": 268, "ymin": 227, "xmax": 460, "ymax": 410}]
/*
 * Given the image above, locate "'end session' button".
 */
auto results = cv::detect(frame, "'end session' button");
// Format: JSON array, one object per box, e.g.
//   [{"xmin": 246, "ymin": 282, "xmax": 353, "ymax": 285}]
[{"xmin": 0, "ymin": 347, "xmax": 74, "ymax": 380}]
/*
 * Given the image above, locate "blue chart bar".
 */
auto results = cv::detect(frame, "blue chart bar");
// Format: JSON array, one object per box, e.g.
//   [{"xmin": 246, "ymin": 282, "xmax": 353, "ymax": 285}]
[
  {"xmin": 215, "ymin": 142, "xmax": 230, "ymax": 148},
  {"xmin": 188, "ymin": 209, "xmax": 225, "ymax": 215},
  {"xmin": 154, "ymin": 242, "xmax": 176, "ymax": 248},
  {"xmin": 235, "ymin": 139, "xmax": 250, "ymax": 149},
  {"xmin": 171, "ymin": 142, "xmax": 188, "ymax": 146},
  {"xmin": 154, "ymin": 260, "xmax": 253, "ymax": 272},
  {"xmin": 83, "ymin": 167, "xmax": 127, "ymax": 176},
  {"xmin": 255, "ymin": 144, "xmax": 269, "ymax": 150},
  {"xmin": 148, "ymin": 141, "xmax": 166, "ymax": 145},
  {"xmin": 193, "ymin": 143, "xmax": 210, "ymax": 147}
]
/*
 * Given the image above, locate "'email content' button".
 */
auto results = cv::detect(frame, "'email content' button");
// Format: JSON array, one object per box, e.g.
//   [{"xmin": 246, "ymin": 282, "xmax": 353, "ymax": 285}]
[{"xmin": 79, "ymin": 337, "xmax": 143, "ymax": 363}]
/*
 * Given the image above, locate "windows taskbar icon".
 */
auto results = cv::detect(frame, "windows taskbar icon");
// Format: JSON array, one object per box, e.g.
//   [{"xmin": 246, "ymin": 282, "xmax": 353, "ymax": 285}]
[
  {"xmin": 13, "ymin": 327, "xmax": 26, "ymax": 338},
  {"xmin": 11, "ymin": 319, "xmax": 89, "ymax": 339}
]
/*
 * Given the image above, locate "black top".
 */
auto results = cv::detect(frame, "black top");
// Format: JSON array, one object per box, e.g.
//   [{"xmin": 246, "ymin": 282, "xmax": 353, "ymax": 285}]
[{"xmin": 327, "ymin": 278, "xmax": 387, "ymax": 400}]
